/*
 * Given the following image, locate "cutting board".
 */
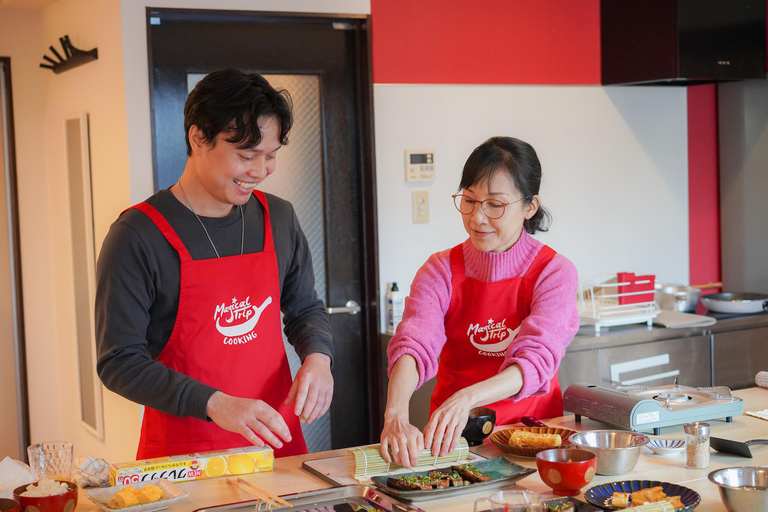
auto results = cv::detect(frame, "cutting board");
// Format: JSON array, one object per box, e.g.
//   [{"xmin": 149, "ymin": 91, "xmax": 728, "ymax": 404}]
[{"xmin": 653, "ymin": 310, "xmax": 717, "ymax": 329}]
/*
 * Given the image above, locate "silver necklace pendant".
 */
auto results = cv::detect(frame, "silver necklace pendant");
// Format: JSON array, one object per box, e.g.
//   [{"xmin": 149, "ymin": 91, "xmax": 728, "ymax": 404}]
[{"xmin": 177, "ymin": 180, "xmax": 245, "ymax": 258}]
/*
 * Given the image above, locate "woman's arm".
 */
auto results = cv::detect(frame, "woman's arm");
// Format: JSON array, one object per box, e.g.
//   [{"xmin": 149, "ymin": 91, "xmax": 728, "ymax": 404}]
[
  {"xmin": 500, "ymin": 254, "xmax": 580, "ymax": 400},
  {"xmin": 380, "ymin": 355, "xmax": 424, "ymax": 468},
  {"xmin": 423, "ymin": 364, "xmax": 524, "ymax": 456},
  {"xmin": 381, "ymin": 250, "xmax": 453, "ymax": 467}
]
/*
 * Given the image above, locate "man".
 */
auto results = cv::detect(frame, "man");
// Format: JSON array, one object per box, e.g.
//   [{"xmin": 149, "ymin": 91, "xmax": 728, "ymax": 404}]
[{"xmin": 96, "ymin": 69, "xmax": 333, "ymax": 459}]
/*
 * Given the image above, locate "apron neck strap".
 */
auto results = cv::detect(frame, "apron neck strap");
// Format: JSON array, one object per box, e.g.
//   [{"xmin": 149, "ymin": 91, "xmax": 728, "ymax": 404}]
[{"xmin": 132, "ymin": 202, "xmax": 193, "ymax": 262}]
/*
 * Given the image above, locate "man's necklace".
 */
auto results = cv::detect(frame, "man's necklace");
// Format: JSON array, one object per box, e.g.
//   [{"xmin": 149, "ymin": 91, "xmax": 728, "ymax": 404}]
[{"xmin": 177, "ymin": 180, "xmax": 244, "ymax": 258}]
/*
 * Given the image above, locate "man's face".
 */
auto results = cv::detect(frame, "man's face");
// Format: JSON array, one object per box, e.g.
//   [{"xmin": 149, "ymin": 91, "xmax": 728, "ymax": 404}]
[{"xmin": 190, "ymin": 116, "xmax": 281, "ymax": 215}]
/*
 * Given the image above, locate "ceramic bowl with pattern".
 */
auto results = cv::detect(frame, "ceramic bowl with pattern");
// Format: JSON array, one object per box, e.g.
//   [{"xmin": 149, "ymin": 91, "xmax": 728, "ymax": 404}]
[
  {"xmin": 535, "ymin": 448, "xmax": 597, "ymax": 496},
  {"xmin": 646, "ymin": 438, "xmax": 686, "ymax": 456}
]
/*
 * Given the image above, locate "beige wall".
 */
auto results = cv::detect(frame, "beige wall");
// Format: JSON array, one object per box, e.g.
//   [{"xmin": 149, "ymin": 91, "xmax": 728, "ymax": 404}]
[
  {"xmin": 0, "ymin": 8, "xmax": 57, "ymax": 451},
  {"xmin": 38, "ymin": 0, "xmax": 133, "ymax": 462},
  {"xmin": 0, "ymin": 8, "xmax": 45, "ymax": 461}
]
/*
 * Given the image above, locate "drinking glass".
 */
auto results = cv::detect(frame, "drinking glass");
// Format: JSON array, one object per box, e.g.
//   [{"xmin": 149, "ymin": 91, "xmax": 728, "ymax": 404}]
[
  {"xmin": 474, "ymin": 489, "xmax": 544, "ymax": 512},
  {"xmin": 27, "ymin": 441, "xmax": 74, "ymax": 480}
]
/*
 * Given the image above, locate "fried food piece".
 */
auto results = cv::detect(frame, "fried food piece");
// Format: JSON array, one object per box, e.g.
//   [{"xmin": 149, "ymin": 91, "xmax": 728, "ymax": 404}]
[
  {"xmin": 666, "ymin": 496, "xmax": 685, "ymax": 509},
  {"xmin": 611, "ymin": 492, "xmax": 629, "ymax": 508},
  {"xmin": 507, "ymin": 430, "xmax": 562, "ymax": 448},
  {"xmin": 631, "ymin": 486, "xmax": 666, "ymax": 505},
  {"xmin": 451, "ymin": 464, "xmax": 489, "ymax": 483},
  {"xmin": 107, "ymin": 490, "xmax": 140, "ymax": 509},
  {"xmin": 137, "ymin": 484, "xmax": 164, "ymax": 504}
]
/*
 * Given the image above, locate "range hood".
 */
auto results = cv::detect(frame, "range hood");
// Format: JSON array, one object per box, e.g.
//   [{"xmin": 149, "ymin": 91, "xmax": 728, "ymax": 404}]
[{"xmin": 601, "ymin": 0, "xmax": 767, "ymax": 85}]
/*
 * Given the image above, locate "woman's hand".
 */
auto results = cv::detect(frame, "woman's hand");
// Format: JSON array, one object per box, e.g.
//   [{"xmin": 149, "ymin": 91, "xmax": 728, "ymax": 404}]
[
  {"xmin": 380, "ymin": 414, "xmax": 424, "ymax": 469},
  {"xmin": 423, "ymin": 390, "xmax": 473, "ymax": 457}
]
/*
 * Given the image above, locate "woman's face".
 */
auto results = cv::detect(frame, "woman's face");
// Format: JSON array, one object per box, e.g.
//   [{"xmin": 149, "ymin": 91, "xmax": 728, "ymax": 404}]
[{"xmin": 460, "ymin": 172, "xmax": 539, "ymax": 253}]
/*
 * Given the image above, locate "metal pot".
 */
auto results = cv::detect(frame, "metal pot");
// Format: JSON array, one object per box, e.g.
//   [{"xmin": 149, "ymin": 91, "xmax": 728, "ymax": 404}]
[
  {"xmin": 655, "ymin": 283, "xmax": 701, "ymax": 312},
  {"xmin": 701, "ymin": 292, "xmax": 768, "ymax": 314}
]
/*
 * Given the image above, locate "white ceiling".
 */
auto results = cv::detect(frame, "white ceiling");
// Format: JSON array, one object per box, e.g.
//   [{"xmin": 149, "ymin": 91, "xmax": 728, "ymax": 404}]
[{"xmin": 1, "ymin": 0, "xmax": 58, "ymax": 10}]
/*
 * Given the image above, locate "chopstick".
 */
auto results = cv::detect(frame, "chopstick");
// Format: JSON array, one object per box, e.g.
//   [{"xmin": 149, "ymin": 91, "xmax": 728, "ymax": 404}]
[
  {"xmin": 227, "ymin": 478, "xmax": 280, "ymax": 508},
  {"xmin": 237, "ymin": 478, "xmax": 291, "ymax": 507},
  {"xmin": 227, "ymin": 477, "xmax": 291, "ymax": 508}
]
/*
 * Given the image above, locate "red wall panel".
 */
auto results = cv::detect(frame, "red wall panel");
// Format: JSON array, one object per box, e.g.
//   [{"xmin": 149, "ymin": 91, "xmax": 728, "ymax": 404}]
[
  {"xmin": 370, "ymin": 0, "xmax": 601, "ymax": 85},
  {"xmin": 687, "ymin": 85, "xmax": 721, "ymax": 290}
]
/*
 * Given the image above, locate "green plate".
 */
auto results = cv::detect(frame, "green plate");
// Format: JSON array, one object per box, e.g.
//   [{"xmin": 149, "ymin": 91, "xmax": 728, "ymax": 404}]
[{"xmin": 370, "ymin": 457, "xmax": 536, "ymax": 501}]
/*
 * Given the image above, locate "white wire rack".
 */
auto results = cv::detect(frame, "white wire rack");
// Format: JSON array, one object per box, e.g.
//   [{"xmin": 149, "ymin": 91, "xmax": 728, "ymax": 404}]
[{"xmin": 578, "ymin": 272, "xmax": 659, "ymax": 333}]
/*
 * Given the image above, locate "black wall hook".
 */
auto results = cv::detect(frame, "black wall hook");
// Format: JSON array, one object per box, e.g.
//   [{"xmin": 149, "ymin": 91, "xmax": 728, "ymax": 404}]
[{"xmin": 40, "ymin": 35, "xmax": 98, "ymax": 74}]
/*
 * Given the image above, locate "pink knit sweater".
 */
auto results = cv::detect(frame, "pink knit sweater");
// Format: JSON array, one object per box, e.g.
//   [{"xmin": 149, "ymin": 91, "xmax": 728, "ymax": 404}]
[{"xmin": 387, "ymin": 230, "xmax": 580, "ymax": 401}]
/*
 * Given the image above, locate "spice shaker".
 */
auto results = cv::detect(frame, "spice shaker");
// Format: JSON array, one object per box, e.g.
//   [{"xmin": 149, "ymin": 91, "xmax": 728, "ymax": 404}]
[{"xmin": 683, "ymin": 422, "xmax": 710, "ymax": 469}]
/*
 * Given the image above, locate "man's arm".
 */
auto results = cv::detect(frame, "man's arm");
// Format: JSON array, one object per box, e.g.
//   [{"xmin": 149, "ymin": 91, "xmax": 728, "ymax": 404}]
[{"xmin": 276, "ymin": 205, "xmax": 334, "ymax": 423}]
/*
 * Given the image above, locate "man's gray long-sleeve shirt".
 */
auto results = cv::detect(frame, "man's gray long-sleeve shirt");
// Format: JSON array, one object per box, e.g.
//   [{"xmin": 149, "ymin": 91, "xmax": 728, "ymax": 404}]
[{"xmin": 95, "ymin": 188, "xmax": 333, "ymax": 421}]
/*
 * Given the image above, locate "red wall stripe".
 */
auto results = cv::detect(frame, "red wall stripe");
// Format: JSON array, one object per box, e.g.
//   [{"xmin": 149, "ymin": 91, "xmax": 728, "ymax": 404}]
[
  {"xmin": 687, "ymin": 85, "xmax": 721, "ymax": 291},
  {"xmin": 370, "ymin": 0, "xmax": 601, "ymax": 85}
]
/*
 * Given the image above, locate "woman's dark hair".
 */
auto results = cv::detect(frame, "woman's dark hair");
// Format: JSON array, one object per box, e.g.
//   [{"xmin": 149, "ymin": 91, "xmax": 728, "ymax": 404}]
[
  {"xmin": 458, "ymin": 136, "xmax": 551, "ymax": 234},
  {"xmin": 183, "ymin": 68, "xmax": 293, "ymax": 155}
]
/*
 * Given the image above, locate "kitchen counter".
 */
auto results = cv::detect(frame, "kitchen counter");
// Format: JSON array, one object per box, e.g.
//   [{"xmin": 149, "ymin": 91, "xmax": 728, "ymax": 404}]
[
  {"xmin": 74, "ymin": 386, "xmax": 768, "ymax": 511},
  {"xmin": 569, "ymin": 311, "xmax": 768, "ymax": 353}
]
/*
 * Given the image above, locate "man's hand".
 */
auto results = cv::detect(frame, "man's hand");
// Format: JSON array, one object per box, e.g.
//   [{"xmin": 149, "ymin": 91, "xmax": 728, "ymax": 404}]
[
  {"xmin": 284, "ymin": 353, "xmax": 333, "ymax": 424},
  {"xmin": 206, "ymin": 391, "xmax": 292, "ymax": 449}
]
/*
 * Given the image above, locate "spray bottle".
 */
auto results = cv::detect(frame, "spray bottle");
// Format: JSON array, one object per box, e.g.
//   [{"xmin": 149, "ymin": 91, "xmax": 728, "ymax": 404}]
[{"xmin": 386, "ymin": 282, "xmax": 404, "ymax": 335}]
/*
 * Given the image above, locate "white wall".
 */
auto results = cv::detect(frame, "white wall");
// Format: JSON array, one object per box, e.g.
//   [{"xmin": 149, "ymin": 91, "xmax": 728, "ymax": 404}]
[{"xmin": 374, "ymin": 84, "xmax": 690, "ymax": 331}]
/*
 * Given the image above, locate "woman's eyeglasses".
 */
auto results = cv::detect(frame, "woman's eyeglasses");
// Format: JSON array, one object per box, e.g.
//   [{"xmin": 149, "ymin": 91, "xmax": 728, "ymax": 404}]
[{"xmin": 451, "ymin": 194, "xmax": 529, "ymax": 220}]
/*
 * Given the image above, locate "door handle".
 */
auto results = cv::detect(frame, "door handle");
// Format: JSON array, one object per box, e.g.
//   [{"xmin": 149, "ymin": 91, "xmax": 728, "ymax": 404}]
[{"xmin": 327, "ymin": 300, "xmax": 361, "ymax": 315}]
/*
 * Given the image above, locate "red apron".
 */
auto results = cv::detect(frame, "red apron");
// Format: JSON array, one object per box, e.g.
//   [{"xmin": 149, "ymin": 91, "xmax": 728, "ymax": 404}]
[
  {"xmin": 133, "ymin": 191, "xmax": 307, "ymax": 459},
  {"xmin": 430, "ymin": 243, "xmax": 563, "ymax": 425}
]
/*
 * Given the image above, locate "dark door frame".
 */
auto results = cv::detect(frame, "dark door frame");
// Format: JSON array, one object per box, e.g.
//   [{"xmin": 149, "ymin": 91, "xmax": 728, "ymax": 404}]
[
  {"xmin": 145, "ymin": 9, "xmax": 383, "ymax": 444},
  {"xmin": 0, "ymin": 56, "xmax": 31, "ymax": 460}
]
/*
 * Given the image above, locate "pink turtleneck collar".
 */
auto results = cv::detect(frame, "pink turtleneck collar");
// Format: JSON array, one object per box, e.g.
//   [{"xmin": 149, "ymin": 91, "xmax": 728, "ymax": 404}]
[{"xmin": 460, "ymin": 230, "xmax": 544, "ymax": 282}]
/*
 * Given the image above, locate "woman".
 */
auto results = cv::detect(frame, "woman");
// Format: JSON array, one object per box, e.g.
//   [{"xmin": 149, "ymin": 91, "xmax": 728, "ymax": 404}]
[{"xmin": 381, "ymin": 136, "xmax": 579, "ymax": 468}]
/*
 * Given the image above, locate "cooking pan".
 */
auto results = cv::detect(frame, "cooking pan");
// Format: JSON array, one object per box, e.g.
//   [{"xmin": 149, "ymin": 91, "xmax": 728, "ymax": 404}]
[
  {"xmin": 710, "ymin": 436, "xmax": 768, "ymax": 458},
  {"xmin": 701, "ymin": 292, "xmax": 768, "ymax": 314}
]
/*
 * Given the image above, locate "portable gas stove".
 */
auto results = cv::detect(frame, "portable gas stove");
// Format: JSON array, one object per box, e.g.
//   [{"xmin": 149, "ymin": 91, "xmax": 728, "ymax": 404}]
[{"xmin": 562, "ymin": 382, "xmax": 744, "ymax": 435}]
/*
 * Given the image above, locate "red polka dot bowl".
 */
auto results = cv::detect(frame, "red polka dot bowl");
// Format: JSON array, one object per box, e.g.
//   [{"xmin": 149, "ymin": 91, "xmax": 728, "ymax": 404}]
[
  {"xmin": 535, "ymin": 448, "xmax": 597, "ymax": 496},
  {"xmin": 12, "ymin": 480, "xmax": 78, "ymax": 512}
]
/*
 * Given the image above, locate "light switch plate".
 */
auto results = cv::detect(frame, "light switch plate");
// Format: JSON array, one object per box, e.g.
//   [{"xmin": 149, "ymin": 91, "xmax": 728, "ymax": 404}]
[{"xmin": 412, "ymin": 191, "xmax": 429, "ymax": 223}]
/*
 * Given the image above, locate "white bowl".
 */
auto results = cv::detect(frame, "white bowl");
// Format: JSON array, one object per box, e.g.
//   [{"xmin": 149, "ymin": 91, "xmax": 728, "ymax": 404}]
[{"xmin": 646, "ymin": 438, "xmax": 685, "ymax": 456}]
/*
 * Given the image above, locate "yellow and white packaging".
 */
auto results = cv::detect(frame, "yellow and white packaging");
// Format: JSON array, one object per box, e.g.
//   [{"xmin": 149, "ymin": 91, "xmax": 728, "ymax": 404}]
[{"xmin": 109, "ymin": 446, "xmax": 274, "ymax": 485}]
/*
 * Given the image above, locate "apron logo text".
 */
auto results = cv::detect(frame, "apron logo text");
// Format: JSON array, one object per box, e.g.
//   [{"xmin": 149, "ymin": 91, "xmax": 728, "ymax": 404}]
[
  {"xmin": 213, "ymin": 295, "xmax": 273, "ymax": 342},
  {"xmin": 467, "ymin": 317, "xmax": 520, "ymax": 355}
]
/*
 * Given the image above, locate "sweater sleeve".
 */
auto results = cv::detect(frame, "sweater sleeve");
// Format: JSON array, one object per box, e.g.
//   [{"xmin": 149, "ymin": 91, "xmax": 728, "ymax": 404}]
[
  {"xmin": 279, "ymin": 205, "xmax": 334, "ymax": 363},
  {"xmin": 386, "ymin": 250, "xmax": 453, "ymax": 388},
  {"xmin": 95, "ymin": 217, "xmax": 218, "ymax": 421},
  {"xmin": 499, "ymin": 253, "xmax": 580, "ymax": 400}
]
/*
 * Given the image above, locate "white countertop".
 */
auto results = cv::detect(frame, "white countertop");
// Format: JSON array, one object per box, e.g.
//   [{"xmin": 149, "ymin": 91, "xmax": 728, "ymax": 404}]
[{"xmin": 76, "ymin": 387, "xmax": 768, "ymax": 511}]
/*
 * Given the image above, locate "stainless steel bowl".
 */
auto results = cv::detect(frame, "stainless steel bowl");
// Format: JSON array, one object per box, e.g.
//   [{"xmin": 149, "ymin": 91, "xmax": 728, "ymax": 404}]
[
  {"xmin": 708, "ymin": 466, "xmax": 768, "ymax": 512},
  {"xmin": 568, "ymin": 430, "xmax": 649, "ymax": 475},
  {"xmin": 655, "ymin": 283, "xmax": 701, "ymax": 312}
]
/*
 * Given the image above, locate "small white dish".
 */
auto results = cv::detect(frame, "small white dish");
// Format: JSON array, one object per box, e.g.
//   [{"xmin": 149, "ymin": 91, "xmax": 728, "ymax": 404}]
[
  {"xmin": 646, "ymin": 438, "xmax": 685, "ymax": 456},
  {"xmin": 85, "ymin": 478, "xmax": 188, "ymax": 511}
]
